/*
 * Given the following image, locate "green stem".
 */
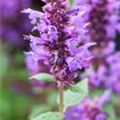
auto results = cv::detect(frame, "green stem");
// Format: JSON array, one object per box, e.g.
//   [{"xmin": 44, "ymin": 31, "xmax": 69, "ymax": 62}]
[{"xmin": 59, "ymin": 86, "xmax": 64, "ymax": 114}]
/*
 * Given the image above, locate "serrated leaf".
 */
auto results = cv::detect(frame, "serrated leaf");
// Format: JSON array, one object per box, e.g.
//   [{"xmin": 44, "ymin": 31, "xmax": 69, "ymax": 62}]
[
  {"xmin": 64, "ymin": 90, "xmax": 86, "ymax": 109},
  {"xmin": 31, "ymin": 112, "xmax": 64, "ymax": 120},
  {"xmin": 29, "ymin": 73, "xmax": 54, "ymax": 82},
  {"xmin": 69, "ymin": 79, "xmax": 89, "ymax": 94}
]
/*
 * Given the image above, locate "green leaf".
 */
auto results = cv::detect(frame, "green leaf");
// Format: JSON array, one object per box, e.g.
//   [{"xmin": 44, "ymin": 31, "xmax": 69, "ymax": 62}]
[
  {"xmin": 69, "ymin": 79, "xmax": 89, "ymax": 94},
  {"xmin": 64, "ymin": 90, "xmax": 86, "ymax": 109},
  {"xmin": 31, "ymin": 112, "xmax": 64, "ymax": 120},
  {"xmin": 57, "ymin": 79, "xmax": 89, "ymax": 109},
  {"xmin": 69, "ymin": 85, "xmax": 82, "ymax": 93},
  {"xmin": 77, "ymin": 79, "xmax": 89, "ymax": 94},
  {"xmin": 29, "ymin": 105, "xmax": 51, "ymax": 119},
  {"xmin": 29, "ymin": 73, "xmax": 54, "ymax": 82}
]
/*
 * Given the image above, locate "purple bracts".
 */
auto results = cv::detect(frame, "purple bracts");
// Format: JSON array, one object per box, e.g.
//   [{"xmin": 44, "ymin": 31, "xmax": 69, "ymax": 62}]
[{"xmin": 22, "ymin": 0, "xmax": 95, "ymax": 86}]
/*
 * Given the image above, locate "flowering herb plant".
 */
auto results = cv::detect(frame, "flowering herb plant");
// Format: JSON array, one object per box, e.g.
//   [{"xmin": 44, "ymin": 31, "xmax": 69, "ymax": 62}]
[{"xmin": 22, "ymin": 0, "xmax": 95, "ymax": 120}]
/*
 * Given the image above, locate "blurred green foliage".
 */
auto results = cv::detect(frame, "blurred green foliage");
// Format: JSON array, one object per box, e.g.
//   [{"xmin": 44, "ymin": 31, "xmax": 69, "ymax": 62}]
[
  {"xmin": 1, "ymin": 44, "xmax": 32, "ymax": 120},
  {"xmin": 0, "ymin": 44, "xmax": 58, "ymax": 120}
]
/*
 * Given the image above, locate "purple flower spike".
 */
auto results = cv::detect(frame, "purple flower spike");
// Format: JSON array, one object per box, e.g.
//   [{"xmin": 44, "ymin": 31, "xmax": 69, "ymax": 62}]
[
  {"xmin": 72, "ymin": 0, "xmax": 120, "ymax": 94},
  {"xmin": 23, "ymin": 0, "xmax": 94, "ymax": 86}
]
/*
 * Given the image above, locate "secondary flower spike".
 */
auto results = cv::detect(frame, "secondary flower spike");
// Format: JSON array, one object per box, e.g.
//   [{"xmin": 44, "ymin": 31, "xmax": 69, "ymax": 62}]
[
  {"xmin": 72, "ymin": 0, "xmax": 120, "ymax": 94},
  {"xmin": 22, "ymin": 0, "xmax": 95, "ymax": 86}
]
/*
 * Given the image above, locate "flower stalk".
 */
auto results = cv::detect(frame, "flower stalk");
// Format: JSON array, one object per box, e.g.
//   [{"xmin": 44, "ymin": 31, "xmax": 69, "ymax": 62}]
[{"xmin": 59, "ymin": 86, "xmax": 64, "ymax": 114}]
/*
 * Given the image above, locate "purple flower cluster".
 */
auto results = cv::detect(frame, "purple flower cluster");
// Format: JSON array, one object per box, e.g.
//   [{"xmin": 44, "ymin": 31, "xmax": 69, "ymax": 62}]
[
  {"xmin": 0, "ymin": 0, "xmax": 31, "ymax": 47},
  {"xmin": 23, "ymin": 0, "xmax": 95, "ymax": 86},
  {"xmin": 73, "ymin": 0, "xmax": 120, "ymax": 94},
  {"xmin": 85, "ymin": 0, "xmax": 120, "ymax": 94},
  {"xmin": 65, "ymin": 90, "xmax": 111, "ymax": 120}
]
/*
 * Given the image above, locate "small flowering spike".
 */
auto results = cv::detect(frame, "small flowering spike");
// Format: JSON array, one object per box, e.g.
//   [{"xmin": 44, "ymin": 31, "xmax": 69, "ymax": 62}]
[
  {"xmin": 23, "ymin": 0, "xmax": 94, "ymax": 86},
  {"xmin": 73, "ymin": 0, "xmax": 120, "ymax": 94}
]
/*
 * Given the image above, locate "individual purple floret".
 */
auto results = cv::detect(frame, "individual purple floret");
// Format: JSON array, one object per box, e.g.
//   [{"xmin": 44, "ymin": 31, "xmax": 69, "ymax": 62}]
[{"xmin": 22, "ymin": 0, "xmax": 95, "ymax": 86}]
